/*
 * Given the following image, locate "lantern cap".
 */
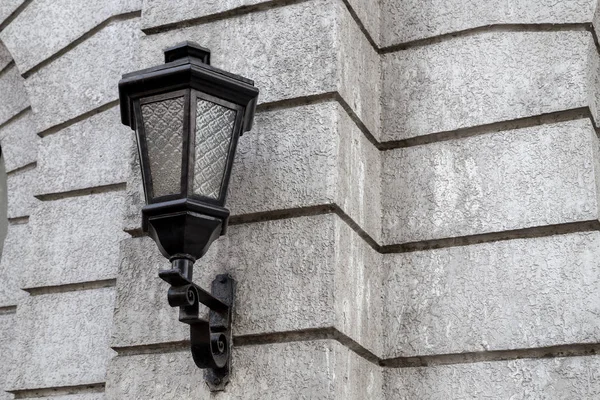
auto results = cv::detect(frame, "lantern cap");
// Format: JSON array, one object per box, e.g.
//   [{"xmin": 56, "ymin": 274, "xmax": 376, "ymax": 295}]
[
  {"xmin": 119, "ymin": 43, "xmax": 258, "ymax": 132},
  {"xmin": 164, "ymin": 41, "xmax": 211, "ymax": 64}
]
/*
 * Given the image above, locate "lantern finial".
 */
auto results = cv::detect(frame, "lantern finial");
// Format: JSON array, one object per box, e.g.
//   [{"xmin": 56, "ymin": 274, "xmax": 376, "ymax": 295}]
[{"xmin": 164, "ymin": 41, "xmax": 211, "ymax": 64}]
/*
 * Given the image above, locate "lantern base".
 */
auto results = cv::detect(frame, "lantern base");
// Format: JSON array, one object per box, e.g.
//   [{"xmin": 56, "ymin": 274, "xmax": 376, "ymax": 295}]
[{"xmin": 142, "ymin": 198, "xmax": 230, "ymax": 260}]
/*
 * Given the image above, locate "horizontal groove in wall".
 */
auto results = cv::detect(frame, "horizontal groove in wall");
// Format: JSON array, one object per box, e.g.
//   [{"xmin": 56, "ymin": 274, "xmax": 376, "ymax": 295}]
[
  {"xmin": 229, "ymin": 203, "xmax": 600, "ymax": 255},
  {"xmin": 24, "ymin": 279, "xmax": 116, "ymax": 296},
  {"xmin": 380, "ymin": 107, "xmax": 592, "ymax": 150},
  {"xmin": 142, "ymin": 0, "xmax": 309, "ymax": 35},
  {"xmin": 0, "ymin": 106, "xmax": 31, "ymax": 132},
  {"xmin": 22, "ymin": 10, "xmax": 142, "ymax": 79},
  {"xmin": 8, "ymin": 216, "xmax": 29, "ymax": 225},
  {"xmin": 0, "ymin": 0, "xmax": 33, "ymax": 33},
  {"xmin": 35, "ymin": 182, "xmax": 126, "ymax": 201},
  {"xmin": 37, "ymin": 100, "xmax": 119, "ymax": 138},
  {"xmin": 256, "ymin": 93, "xmax": 593, "ymax": 153},
  {"xmin": 382, "ymin": 220, "xmax": 600, "ymax": 254},
  {"xmin": 256, "ymin": 91, "xmax": 337, "ymax": 113},
  {"xmin": 138, "ymin": 0, "xmax": 593, "ymax": 55},
  {"xmin": 380, "ymin": 22, "xmax": 592, "ymax": 53},
  {"xmin": 10, "ymin": 383, "xmax": 105, "ymax": 399},
  {"xmin": 111, "ymin": 327, "xmax": 600, "ymax": 370},
  {"xmin": 0, "ymin": 305, "xmax": 17, "ymax": 315},
  {"xmin": 6, "ymin": 161, "xmax": 36, "ymax": 176},
  {"xmin": 229, "ymin": 204, "xmax": 336, "ymax": 225},
  {"xmin": 113, "ymin": 340, "xmax": 189, "ymax": 356},
  {"xmin": 381, "ymin": 342, "xmax": 600, "ymax": 368},
  {"xmin": 113, "ymin": 327, "xmax": 379, "ymax": 365},
  {"xmin": 0, "ymin": 60, "xmax": 15, "ymax": 78}
]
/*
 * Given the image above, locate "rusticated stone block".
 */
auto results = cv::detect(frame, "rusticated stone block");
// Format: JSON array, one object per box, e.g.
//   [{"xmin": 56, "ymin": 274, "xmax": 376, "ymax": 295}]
[
  {"xmin": 6, "ymin": 288, "xmax": 116, "ymax": 391},
  {"xmin": 382, "ymin": 31, "xmax": 590, "ymax": 141},
  {"xmin": 0, "ymin": 0, "xmax": 141, "ymax": 73},
  {"xmin": 106, "ymin": 340, "xmax": 381, "ymax": 399},
  {"xmin": 0, "ymin": 109, "xmax": 37, "ymax": 173},
  {"xmin": 23, "ymin": 192, "xmax": 128, "ymax": 289},
  {"xmin": 125, "ymin": 102, "xmax": 381, "ymax": 242},
  {"xmin": 139, "ymin": 0, "xmax": 379, "ymax": 138},
  {"xmin": 112, "ymin": 213, "xmax": 382, "ymax": 356},
  {"xmin": 382, "ymin": 119, "xmax": 599, "ymax": 244},
  {"xmin": 381, "ymin": 0, "xmax": 596, "ymax": 46},
  {"xmin": 0, "ymin": 313, "xmax": 16, "ymax": 398},
  {"xmin": 0, "ymin": 223, "xmax": 29, "ymax": 307},
  {"xmin": 384, "ymin": 355, "xmax": 600, "ymax": 398},
  {"xmin": 36, "ymin": 107, "xmax": 133, "ymax": 195},
  {"xmin": 25, "ymin": 18, "xmax": 141, "ymax": 133},
  {"xmin": 384, "ymin": 231, "xmax": 600, "ymax": 358},
  {"xmin": 0, "ymin": 65, "xmax": 28, "ymax": 127},
  {"xmin": 6, "ymin": 165, "xmax": 37, "ymax": 219}
]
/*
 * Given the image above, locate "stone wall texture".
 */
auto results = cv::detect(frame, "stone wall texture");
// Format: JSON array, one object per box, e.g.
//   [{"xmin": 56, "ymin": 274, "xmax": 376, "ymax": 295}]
[{"xmin": 0, "ymin": 0, "xmax": 599, "ymax": 399}]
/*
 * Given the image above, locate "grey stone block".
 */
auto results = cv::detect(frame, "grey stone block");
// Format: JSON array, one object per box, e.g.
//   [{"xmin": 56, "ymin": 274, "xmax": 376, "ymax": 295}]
[
  {"xmin": 112, "ymin": 213, "xmax": 382, "ymax": 356},
  {"xmin": 6, "ymin": 165, "xmax": 37, "ymax": 219},
  {"xmin": 336, "ymin": 0, "xmax": 381, "ymax": 139},
  {"xmin": 334, "ymin": 215, "xmax": 383, "ymax": 358},
  {"xmin": 228, "ymin": 103, "xmax": 338, "ymax": 217},
  {"xmin": 0, "ymin": 41, "xmax": 12, "ymax": 73},
  {"xmin": 382, "ymin": 31, "xmax": 590, "ymax": 141},
  {"xmin": 36, "ymin": 107, "xmax": 133, "ymax": 195},
  {"xmin": 382, "ymin": 119, "xmax": 599, "ymax": 244},
  {"xmin": 334, "ymin": 102, "xmax": 381, "ymax": 242},
  {"xmin": 384, "ymin": 355, "xmax": 600, "ymax": 399},
  {"xmin": 0, "ymin": 0, "xmax": 141, "ymax": 73},
  {"xmin": 588, "ymin": 39, "xmax": 600, "ymax": 127},
  {"xmin": 0, "ymin": 0, "xmax": 24, "ymax": 26},
  {"xmin": 0, "ymin": 223, "xmax": 29, "ymax": 307},
  {"xmin": 125, "ymin": 102, "xmax": 381, "ymax": 242},
  {"xmin": 0, "ymin": 313, "xmax": 16, "ymax": 397},
  {"xmin": 0, "ymin": 65, "xmax": 28, "ymax": 127},
  {"xmin": 139, "ymin": 0, "xmax": 379, "ymax": 137},
  {"xmin": 23, "ymin": 191, "xmax": 128, "ymax": 289},
  {"xmin": 25, "ymin": 18, "xmax": 141, "ymax": 133},
  {"xmin": 384, "ymin": 231, "xmax": 600, "ymax": 359},
  {"xmin": 381, "ymin": 0, "xmax": 596, "ymax": 46},
  {"xmin": 106, "ymin": 340, "xmax": 381, "ymax": 399},
  {"xmin": 0, "ymin": 109, "xmax": 37, "ymax": 173},
  {"xmin": 7, "ymin": 288, "xmax": 115, "ymax": 391}
]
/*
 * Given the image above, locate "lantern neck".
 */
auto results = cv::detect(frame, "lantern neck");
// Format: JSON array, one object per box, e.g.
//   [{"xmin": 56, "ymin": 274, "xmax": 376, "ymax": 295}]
[
  {"xmin": 170, "ymin": 256, "xmax": 195, "ymax": 281},
  {"xmin": 164, "ymin": 41, "xmax": 211, "ymax": 65}
]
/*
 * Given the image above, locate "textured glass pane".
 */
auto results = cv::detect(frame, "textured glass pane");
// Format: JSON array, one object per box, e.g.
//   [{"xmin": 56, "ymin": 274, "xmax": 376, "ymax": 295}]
[
  {"xmin": 193, "ymin": 98, "xmax": 236, "ymax": 200},
  {"xmin": 141, "ymin": 96, "xmax": 185, "ymax": 198}
]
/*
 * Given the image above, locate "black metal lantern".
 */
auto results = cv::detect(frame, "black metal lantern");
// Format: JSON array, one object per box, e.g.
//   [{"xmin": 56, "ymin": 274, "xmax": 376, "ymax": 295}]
[{"xmin": 119, "ymin": 42, "xmax": 259, "ymax": 389}]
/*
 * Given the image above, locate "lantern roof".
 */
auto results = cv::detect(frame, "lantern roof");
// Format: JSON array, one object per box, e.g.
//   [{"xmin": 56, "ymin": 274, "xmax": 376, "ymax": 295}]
[{"xmin": 119, "ymin": 41, "xmax": 259, "ymax": 133}]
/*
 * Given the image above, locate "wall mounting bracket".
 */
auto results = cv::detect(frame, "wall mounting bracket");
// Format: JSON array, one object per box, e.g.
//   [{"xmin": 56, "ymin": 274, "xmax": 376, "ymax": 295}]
[{"xmin": 159, "ymin": 257, "xmax": 234, "ymax": 391}]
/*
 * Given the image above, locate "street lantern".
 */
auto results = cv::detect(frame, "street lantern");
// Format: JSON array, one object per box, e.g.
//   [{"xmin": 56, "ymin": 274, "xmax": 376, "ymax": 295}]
[{"xmin": 119, "ymin": 42, "xmax": 259, "ymax": 389}]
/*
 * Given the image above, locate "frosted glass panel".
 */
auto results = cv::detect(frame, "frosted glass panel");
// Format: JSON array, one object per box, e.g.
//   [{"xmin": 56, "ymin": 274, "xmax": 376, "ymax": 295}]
[
  {"xmin": 141, "ymin": 96, "xmax": 185, "ymax": 198},
  {"xmin": 193, "ymin": 98, "xmax": 236, "ymax": 200}
]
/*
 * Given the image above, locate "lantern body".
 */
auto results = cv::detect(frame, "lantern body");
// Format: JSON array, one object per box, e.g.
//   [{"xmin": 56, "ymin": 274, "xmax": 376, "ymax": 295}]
[{"xmin": 119, "ymin": 42, "xmax": 258, "ymax": 260}]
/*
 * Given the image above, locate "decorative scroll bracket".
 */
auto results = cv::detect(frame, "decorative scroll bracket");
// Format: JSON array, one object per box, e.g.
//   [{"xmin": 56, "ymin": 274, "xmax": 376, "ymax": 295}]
[{"xmin": 159, "ymin": 257, "xmax": 234, "ymax": 391}]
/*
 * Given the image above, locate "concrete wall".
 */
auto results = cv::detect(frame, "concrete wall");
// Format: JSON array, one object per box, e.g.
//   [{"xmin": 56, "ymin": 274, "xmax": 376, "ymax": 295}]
[{"xmin": 0, "ymin": 0, "xmax": 599, "ymax": 398}]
